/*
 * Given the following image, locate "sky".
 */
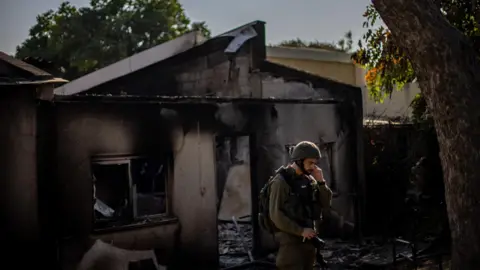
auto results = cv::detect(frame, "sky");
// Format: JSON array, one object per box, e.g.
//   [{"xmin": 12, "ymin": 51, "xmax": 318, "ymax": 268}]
[{"xmin": 0, "ymin": 0, "xmax": 375, "ymax": 55}]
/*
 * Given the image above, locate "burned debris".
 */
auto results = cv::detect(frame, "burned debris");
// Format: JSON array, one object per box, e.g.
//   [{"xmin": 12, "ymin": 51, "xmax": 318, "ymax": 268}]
[{"xmin": 218, "ymin": 220, "xmax": 254, "ymax": 268}]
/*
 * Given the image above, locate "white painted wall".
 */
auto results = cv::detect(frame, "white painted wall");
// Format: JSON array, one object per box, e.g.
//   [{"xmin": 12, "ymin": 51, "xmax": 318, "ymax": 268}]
[
  {"xmin": 355, "ymin": 67, "xmax": 421, "ymax": 119},
  {"xmin": 218, "ymin": 164, "xmax": 251, "ymax": 221},
  {"xmin": 171, "ymin": 123, "xmax": 217, "ymax": 261},
  {"xmin": 217, "ymin": 136, "xmax": 251, "ymax": 222}
]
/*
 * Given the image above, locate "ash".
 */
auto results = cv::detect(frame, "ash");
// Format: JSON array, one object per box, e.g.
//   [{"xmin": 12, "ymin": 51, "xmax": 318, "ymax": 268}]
[{"xmin": 218, "ymin": 222, "xmax": 253, "ymax": 268}]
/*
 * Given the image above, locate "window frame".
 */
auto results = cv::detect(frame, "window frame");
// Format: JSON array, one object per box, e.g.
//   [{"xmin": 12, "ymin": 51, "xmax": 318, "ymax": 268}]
[{"xmin": 91, "ymin": 155, "xmax": 172, "ymax": 232}]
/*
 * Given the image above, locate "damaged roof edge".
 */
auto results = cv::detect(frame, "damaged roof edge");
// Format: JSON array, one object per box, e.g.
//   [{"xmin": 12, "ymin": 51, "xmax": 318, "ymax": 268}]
[
  {"xmin": 54, "ymin": 31, "xmax": 205, "ymax": 96},
  {"xmin": 53, "ymin": 95, "xmax": 340, "ymax": 105},
  {"xmin": 218, "ymin": 20, "xmax": 265, "ymax": 38},
  {"xmin": 54, "ymin": 20, "xmax": 265, "ymax": 97}
]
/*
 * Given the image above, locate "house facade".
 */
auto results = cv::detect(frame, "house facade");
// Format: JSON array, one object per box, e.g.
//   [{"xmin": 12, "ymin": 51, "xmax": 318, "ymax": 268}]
[
  {"xmin": 266, "ymin": 46, "xmax": 421, "ymax": 119},
  {"xmin": 2, "ymin": 21, "xmax": 364, "ymax": 269}
]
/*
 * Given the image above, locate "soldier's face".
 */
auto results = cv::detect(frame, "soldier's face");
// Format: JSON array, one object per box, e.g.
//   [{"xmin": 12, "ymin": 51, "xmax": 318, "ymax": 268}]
[{"xmin": 303, "ymin": 158, "xmax": 318, "ymax": 174}]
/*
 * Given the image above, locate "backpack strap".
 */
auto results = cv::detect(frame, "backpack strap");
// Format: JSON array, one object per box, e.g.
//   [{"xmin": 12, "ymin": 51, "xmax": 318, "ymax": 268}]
[{"xmin": 276, "ymin": 166, "xmax": 296, "ymax": 189}]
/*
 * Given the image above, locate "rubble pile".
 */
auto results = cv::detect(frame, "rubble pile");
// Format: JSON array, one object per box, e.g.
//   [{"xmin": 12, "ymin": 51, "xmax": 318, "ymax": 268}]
[
  {"xmin": 217, "ymin": 224, "xmax": 447, "ymax": 269},
  {"xmin": 318, "ymin": 239, "xmax": 432, "ymax": 268},
  {"xmin": 262, "ymin": 239, "xmax": 438, "ymax": 269},
  {"xmin": 218, "ymin": 222, "xmax": 253, "ymax": 268}
]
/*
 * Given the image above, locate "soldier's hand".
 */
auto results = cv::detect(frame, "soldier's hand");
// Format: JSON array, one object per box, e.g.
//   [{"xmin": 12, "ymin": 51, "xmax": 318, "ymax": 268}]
[
  {"xmin": 312, "ymin": 166, "xmax": 325, "ymax": 183},
  {"xmin": 302, "ymin": 228, "xmax": 317, "ymax": 239}
]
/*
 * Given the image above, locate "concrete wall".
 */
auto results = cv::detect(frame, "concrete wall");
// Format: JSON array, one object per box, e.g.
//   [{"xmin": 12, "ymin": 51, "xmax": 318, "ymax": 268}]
[
  {"xmin": 54, "ymin": 103, "xmax": 221, "ymax": 268},
  {"xmin": 355, "ymin": 65, "xmax": 420, "ymax": 119},
  {"xmin": 173, "ymin": 48, "xmax": 263, "ymax": 98},
  {"xmin": 86, "ymin": 41, "xmax": 262, "ymax": 99},
  {"xmin": 361, "ymin": 82, "xmax": 421, "ymax": 119},
  {"xmin": 55, "ymin": 103, "xmax": 168, "ymax": 232},
  {"xmin": 267, "ymin": 56, "xmax": 357, "ymax": 86},
  {"xmin": 170, "ymin": 121, "xmax": 218, "ymax": 266},
  {"xmin": 217, "ymin": 136, "xmax": 251, "ymax": 222},
  {"xmin": 175, "ymin": 51, "xmax": 258, "ymax": 97},
  {"xmin": 0, "ymin": 88, "xmax": 39, "ymax": 254}
]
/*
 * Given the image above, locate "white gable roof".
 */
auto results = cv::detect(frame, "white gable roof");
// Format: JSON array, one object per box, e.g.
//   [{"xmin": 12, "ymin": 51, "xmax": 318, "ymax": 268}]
[{"xmin": 54, "ymin": 31, "xmax": 206, "ymax": 96}]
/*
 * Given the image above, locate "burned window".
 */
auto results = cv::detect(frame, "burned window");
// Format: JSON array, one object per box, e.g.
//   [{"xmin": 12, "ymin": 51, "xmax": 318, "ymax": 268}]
[
  {"xmin": 285, "ymin": 143, "xmax": 336, "ymax": 191},
  {"xmin": 92, "ymin": 156, "xmax": 169, "ymax": 230},
  {"xmin": 131, "ymin": 159, "xmax": 167, "ymax": 217}
]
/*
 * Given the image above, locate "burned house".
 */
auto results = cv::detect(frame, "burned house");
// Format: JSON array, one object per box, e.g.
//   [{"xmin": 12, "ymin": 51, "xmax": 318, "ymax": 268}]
[{"xmin": 1, "ymin": 21, "xmax": 364, "ymax": 269}]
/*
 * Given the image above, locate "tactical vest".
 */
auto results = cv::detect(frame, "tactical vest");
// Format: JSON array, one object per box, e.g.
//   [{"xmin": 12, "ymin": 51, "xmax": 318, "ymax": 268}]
[
  {"xmin": 258, "ymin": 166, "xmax": 322, "ymax": 233},
  {"xmin": 282, "ymin": 169, "xmax": 322, "ymax": 228}
]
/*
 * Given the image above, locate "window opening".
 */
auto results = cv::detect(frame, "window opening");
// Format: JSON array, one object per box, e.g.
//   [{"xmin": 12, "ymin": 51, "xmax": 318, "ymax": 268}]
[{"xmin": 92, "ymin": 156, "xmax": 169, "ymax": 230}]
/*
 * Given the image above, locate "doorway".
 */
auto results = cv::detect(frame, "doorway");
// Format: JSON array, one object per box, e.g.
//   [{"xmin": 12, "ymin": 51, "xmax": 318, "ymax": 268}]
[{"xmin": 215, "ymin": 135, "xmax": 253, "ymax": 268}]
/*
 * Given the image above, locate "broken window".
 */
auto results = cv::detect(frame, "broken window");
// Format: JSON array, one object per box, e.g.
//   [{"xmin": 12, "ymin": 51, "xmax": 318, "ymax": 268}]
[
  {"xmin": 92, "ymin": 156, "xmax": 169, "ymax": 230},
  {"xmin": 285, "ymin": 143, "xmax": 336, "ymax": 191}
]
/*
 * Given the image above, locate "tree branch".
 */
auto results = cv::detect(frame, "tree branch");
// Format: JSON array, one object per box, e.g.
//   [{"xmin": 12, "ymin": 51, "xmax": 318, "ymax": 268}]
[{"xmin": 372, "ymin": 0, "xmax": 480, "ymax": 140}]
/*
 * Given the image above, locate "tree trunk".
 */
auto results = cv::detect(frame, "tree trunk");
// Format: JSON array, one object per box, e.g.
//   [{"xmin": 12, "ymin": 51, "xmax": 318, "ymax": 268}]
[{"xmin": 371, "ymin": 0, "xmax": 480, "ymax": 269}]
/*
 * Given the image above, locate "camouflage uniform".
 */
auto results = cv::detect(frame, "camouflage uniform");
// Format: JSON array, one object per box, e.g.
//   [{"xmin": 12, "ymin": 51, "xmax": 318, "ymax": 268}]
[{"xmin": 268, "ymin": 142, "xmax": 333, "ymax": 270}]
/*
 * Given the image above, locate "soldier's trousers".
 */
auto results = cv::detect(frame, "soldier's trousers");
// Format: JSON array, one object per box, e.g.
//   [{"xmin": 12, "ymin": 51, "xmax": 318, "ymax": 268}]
[{"xmin": 275, "ymin": 232, "xmax": 315, "ymax": 270}]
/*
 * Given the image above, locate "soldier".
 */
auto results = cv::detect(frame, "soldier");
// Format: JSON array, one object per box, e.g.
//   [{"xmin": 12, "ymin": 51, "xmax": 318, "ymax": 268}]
[{"xmin": 268, "ymin": 141, "xmax": 333, "ymax": 270}]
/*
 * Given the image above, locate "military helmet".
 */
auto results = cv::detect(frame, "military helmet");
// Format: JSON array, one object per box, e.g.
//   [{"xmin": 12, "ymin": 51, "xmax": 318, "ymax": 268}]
[{"xmin": 290, "ymin": 141, "xmax": 321, "ymax": 161}]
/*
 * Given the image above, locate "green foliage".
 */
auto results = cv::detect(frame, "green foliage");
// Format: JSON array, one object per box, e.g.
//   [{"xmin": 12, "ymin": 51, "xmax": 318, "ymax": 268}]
[
  {"xmin": 278, "ymin": 31, "xmax": 354, "ymax": 53},
  {"xmin": 410, "ymin": 94, "xmax": 430, "ymax": 124},
  {"xmin": 353, "ymin": 1, "xmax": 480, "ymax": 116},
  {"xmin": 16, "ymin": 0, "xmax": 211, "ymax": 80},
  {"xmin": 353, "ymin": 5, "xmax": 415, "ymax": 103}
]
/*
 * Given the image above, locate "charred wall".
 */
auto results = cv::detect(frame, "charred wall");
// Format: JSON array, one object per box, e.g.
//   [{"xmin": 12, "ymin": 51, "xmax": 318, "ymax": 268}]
[
  {"xmin": 0, "ymin": 88, "xmax": 40, "ymax": 262},
  {"xmin": 85, "ymin": 40, "xmax": 261, "ymax": 98},
  {"xmin": 54, "ymin": 102, "xmax": 223, "ymax": 268},
  {"xmin": 174, "ymin": 49, "xmax": 261, "ymax": 97},
  {"xmin": 54, "ymin": 103, "xmax": 177, "ymax": 269},
  {"xmin": 55, "ymin": 103, "xmax": 171, "ymax": 232},
  {"xmin": 167, "ymin": 106, "xmax": 219, "ymax": 268}
]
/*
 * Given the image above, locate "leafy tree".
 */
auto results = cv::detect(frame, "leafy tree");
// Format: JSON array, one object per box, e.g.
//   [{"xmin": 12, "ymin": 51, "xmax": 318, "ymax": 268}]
[
  {"xmin": 16, "ymin": 0, "xmax": 211, "ymax": 80},
  {"xmin": 278, "ymin": 31, "xmax": 354, "ymax": 53},
  {"xmin": 353, "ymin": 1, "xmax": 480, "ymax": 120},
  {"xmin": 371, "ymin": 0, "xmax": 480, "ymax": 268}
]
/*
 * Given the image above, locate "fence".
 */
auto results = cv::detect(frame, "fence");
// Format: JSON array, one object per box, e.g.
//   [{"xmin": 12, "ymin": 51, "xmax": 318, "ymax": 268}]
[{"xmin": 362, "ymin": 122, "xmax": 441, "ymax": 238}]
